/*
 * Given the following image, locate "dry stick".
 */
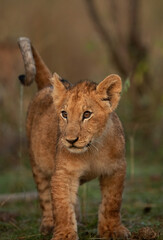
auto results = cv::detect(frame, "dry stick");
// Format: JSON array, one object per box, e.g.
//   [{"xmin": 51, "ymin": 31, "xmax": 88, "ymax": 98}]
[
  {"xmin": 84, "ymin": 0, "xmax": 130, "ymax": 76},
  {"xmin": 0, "ymin": 191, "xmax": 38, "ymax": 205},
  {"xmin": 90, "ymin": 238, "xmax": 103, "ymax": 240},
  {"xmin": 19, "ymin": 84, "xmax": 24, "ymax": 162},
  {"xmin": 130, "ymin": 136, "xmax": 135, "ymax": 180},
  {"xmin": 9, "ymin": 220, "xmax": 22, "ymax": 230},
  {"xmin": 18, "ymin": 234, "xmax": 42, "ymax": 239}
]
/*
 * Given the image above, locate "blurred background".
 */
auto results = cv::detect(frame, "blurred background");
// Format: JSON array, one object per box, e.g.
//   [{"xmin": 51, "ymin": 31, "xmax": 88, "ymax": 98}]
[{"xmin": 0, "ymin": 0, "xmax": 163, "ymax": 238}]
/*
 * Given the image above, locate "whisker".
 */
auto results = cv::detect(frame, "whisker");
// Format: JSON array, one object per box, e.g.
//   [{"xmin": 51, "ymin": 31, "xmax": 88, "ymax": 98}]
[
  {"xmin": 93, "ymin": 139, "xmax": 103, "ymax": 147},
  {"xmin": 91, "ymin": 143, "xmax": 99, "ymax": 152}
]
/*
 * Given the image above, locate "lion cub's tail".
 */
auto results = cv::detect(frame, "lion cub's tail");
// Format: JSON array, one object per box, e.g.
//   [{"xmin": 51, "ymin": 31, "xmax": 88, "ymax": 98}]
[{"xmin": 18, "ymin": 37, "xmax": 52, "ymax": 90}]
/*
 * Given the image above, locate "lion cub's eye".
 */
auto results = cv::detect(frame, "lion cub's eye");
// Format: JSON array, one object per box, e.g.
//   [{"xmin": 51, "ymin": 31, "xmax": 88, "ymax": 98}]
[
  {"xmin": 83, "ymin": 111, "xmax": 92, "ymax": 120},
  {"xmin": 61, "ymin": 111, "xmax": 68, "ymax": 119}
]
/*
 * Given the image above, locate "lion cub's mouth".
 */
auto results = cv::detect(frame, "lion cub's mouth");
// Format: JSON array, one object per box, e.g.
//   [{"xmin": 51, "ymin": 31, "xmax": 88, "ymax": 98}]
[
  {"xmin": 70, "ymin": 143, "xmax": 90, "ymax": 149},
  {"xmin": 67, "ymin": 143, "xmax": 91, "ymax": 153}
]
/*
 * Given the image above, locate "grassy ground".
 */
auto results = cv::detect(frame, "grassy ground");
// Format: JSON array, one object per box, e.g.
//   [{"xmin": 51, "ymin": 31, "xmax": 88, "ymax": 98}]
[{"xmin": 0, "ymin": 160, "xmax": 162, "ymax": 240}]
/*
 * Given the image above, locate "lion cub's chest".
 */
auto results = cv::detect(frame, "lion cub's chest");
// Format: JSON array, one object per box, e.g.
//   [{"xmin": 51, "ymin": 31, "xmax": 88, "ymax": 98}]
[{"xmin": 80, "ymin": 147, "xmax": 119, "ymax": 183}]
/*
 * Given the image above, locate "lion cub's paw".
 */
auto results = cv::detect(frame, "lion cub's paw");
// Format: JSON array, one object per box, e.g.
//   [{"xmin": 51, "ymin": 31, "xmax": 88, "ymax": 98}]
[
  {"xmin": 52, "ymin": 231, "xmax": 78, "ymax": 240},
  {"xmin": 99, "ymin": 224, "xmax": 130, "ymax": 240},
  {"xmin": 40, "ymin": 217, "xmax": 54, "ymax": 234}
]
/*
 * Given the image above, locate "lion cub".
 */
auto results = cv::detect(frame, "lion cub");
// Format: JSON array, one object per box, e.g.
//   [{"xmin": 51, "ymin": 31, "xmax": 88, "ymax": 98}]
[{"xmin": 18, "ymin": 38, "xmax": 130, "ymax": 240}]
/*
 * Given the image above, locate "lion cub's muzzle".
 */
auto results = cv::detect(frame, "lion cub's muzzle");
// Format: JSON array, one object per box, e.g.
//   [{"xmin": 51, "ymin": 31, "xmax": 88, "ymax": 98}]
[{"xmin": 63, "ymin": 137, "xmax": 91, "ymax": 153}]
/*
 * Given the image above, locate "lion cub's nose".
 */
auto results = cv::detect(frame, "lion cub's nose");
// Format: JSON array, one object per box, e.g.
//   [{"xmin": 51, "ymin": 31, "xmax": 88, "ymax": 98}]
[{"xmin": 66, "ymin": 137, "xmax": 79, "ymax": 145}]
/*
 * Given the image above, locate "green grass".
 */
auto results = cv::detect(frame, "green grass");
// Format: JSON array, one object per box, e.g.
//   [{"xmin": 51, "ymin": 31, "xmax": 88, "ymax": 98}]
[
  {"xmin": 0, "ymin": 166, "xmax": 35, "ymax": 194},
  {"xmin": 0, "ymin": 161, "xmax": 162, "ymax": 240}
]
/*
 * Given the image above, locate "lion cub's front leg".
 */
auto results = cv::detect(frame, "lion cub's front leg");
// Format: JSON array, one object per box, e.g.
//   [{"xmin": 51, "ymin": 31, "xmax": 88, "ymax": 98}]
[
  {"xmin": 51, "ymin": 167, "xmax": 79, "ymax": 240},
  {"xmin": 98, "ymin": 166, "xmax": 130, "ymax": 240}
]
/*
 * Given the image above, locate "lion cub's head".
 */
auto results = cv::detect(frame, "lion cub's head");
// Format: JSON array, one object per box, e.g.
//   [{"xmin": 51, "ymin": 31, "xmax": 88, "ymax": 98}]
[{"xmin": 51, "ymin": 73, "xmax": 122, "ymax": 154}]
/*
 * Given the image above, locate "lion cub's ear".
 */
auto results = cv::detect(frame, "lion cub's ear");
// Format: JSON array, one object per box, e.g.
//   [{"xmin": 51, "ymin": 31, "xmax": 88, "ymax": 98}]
[
  {"xmin": 96, "ymin": 74, "xmax": 122, "ymax": 111},
  {"xmin": 51, "ymin": 72, "xmax": 67, "ymax": 105}
]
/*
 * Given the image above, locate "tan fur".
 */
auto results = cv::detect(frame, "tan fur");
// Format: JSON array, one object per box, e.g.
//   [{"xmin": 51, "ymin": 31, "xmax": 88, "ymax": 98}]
[
  {"xmin": 18, "ymin": 37, "xmax": 52, "ymax": 89},
  {"xmin": 26, "ymin": 71, "xmax": 130, "ymax": 239}
]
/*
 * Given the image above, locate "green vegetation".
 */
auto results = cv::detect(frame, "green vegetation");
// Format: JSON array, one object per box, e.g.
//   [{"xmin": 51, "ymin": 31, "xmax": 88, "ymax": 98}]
[{"xmin": 0, "ymin": 159, "xmax": 162, "ymax": 240}]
